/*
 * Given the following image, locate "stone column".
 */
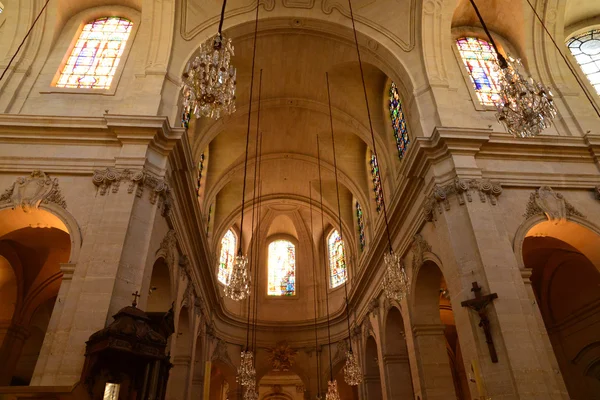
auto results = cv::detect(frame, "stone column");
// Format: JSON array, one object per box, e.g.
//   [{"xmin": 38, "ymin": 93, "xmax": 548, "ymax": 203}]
[
  {"xmin": 0, "ymin": 324, "xmax": 30, "ymax": 385},
  {"xmin": 167, "ymin": 355, "xmax": 192, "ymax": 400},
  {"xmin": 412, "ymin": 324, "xmax": 456, "ymax": 400},
  {"xmin": 383, "ymin": 353, "xmax": 413, "ymax": 399}
]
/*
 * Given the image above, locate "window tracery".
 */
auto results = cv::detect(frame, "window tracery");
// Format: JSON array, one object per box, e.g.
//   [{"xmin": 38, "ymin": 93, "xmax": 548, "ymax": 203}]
[
  {"xmin": 389, "ymin": 82, "xmax": 410, "ymax": 159},
  {"xmin": 268, "ymin": 240, "xmax": 296, "ymax": 296},
  {"xmin": 218, "ymin": 229, "xmax": 236, "ymax": 284},
  {"xmin": 567, "ymin": 29, "xmax": 600, "ymax": 96},
  {"xmin": 370, "ymin": 153, "xmax": 383, "ymax": 213},
  {"xmin": 328, "ymin": 230, "xmax": 347, "ymax": 288},
  {"xmin": 456, "ymin": 37, "xmax": 502, "ymax": 106},
  {"xmin": 56, "ymin": 17, "xmax": 133, "ymax": 89}
]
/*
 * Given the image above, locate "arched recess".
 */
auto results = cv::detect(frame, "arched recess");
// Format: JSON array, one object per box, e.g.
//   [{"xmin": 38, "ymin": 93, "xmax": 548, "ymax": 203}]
[
  {"xmin": 411, "ymin": 261, "xmax": 459, "ymax": 400},
  {"xmin": 0, "ymin": 206, "xmax": 72, "ymax": 386},
  {"xmin": 521, "ymin": 220, "xmax": 600, "ymax": 399},
  {"xmin": 383, "ymin": 307, "xmax": 414, "ymax": 399},
  {"xmin": 147, "ymin": 256, "xmax": 173, "ymax": 313},
  {"xmin": 364, "ymin": 335, "xmax": 383, "ymax": 400}
]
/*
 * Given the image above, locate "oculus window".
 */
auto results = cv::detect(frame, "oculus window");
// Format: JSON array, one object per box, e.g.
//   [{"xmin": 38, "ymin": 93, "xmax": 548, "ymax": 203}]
[
  {"xmin": 328, "ymin": 230, "xmax": 347, "ymax": 288},
  {"xmin": 218, "ymin": 229, "xmax": 236, "ymax": 284},
  {"xmin": 567, "ymin": 29, "xmax": 600, "ymax": 96},
  {"xmin": 268, "ymin": 240, "xmax": 296, "ymax": 296},
  {"xmin": 456, "ymin": 37, "xmax": 502, "ymax": 106}
]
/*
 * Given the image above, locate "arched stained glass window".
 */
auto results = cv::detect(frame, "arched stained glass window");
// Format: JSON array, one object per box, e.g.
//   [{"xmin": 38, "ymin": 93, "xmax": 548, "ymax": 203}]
[
  {"xmin": 456, "ymin": 37, "xmax": 502, "ymax": 106},
  {"xmin": 328, "ymin": 230, "xmax": 347, "ymax": 288},
  {"xmin": 268, "ymin": 240, "xmax": 296, "ymax": 296},
  {"xmin": 567, "ymin": 29, "xmax": 600, "ymax": 96},
  {"xmin": 197, "ymin": 152, "xmax": 205, "ymax": 196},
  {"xmin": 56, "ymin": 17, "xmax": 133, "ymax": 89},
  {"xmin": 356, "ymin": 201, "xmax": 365, "ymax": 252},
  {"xmin": 370, "ymin": 153, "xmax": 383, "ymax": 213},
  {"xmin": 218, "ymin": 229, "xmax": 236, "ymax": 284},
  {"xmin": 389, "ymin": 82, "xmax": 410, "ymax": 159}
]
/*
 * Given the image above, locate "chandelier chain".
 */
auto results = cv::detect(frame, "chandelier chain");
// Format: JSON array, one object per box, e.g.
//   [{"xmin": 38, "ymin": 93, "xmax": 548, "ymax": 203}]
[{"xmin": 309, "ymin": 184, "xmax": 322, "ymax": 396}]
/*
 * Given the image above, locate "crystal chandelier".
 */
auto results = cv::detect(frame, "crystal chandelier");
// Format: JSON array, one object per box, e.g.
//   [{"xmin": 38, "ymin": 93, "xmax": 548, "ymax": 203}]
[
  {"xmin": 180, "ymin": 0, "xmax": 236, "ymax": 125},
  {"xmin": 237, "ymin": 350, "xmax": 256, "ymax": 386},
  {"xmin": 343, "ymin": 350, "xmax": 362, "ymax": 386},
  {"xmin": 382, "ymin": 251, "xmax": 410, "ymax": 302},
  {"xmin": 495, "ymin": 56, "xmax": 557, "ymax": 138},
  {"xmin": 224, "ymin": 254, "xmax": 250, "ymax": 301},
  {"xmin": 243, "ymin": 380, "xmax": 258, "ymax": 400},
  {"xmin": 326, "ymin": 380, "xmax": 340, "ymax": 400}
]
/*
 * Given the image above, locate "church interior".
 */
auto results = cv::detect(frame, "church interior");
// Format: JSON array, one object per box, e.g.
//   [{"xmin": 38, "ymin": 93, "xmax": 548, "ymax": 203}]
[{"xmin": 1, "ymin": 0, "xmax": 600, "ymax": 399}]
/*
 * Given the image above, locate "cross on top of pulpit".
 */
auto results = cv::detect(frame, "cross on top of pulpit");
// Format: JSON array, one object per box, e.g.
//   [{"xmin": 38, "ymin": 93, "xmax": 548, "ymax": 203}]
[
  {"xmin": 132, "ymin": 291, "xmax": 141, "ymax": 307},
  {"xmin": 461, "ymin": 282, "xmax": 499, "ymax": 363}
]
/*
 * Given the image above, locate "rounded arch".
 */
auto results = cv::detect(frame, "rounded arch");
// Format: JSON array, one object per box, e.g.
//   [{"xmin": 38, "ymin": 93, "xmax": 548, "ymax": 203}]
[
  {"xmin": 147, "ymin": 256, "xmax": 173, "ymax": 313},
  {"xmin": 267, "ymin": 238, "xmax": 297, "ymax": 297},
  {"xmin": 217, "ymin": 227, "xmax": 238, "ymax": 285},
  {"xmin": 327, "ymin": 228, "xmax": 348, "ymax": 289},
  {"xmin": 364, "ymin": 335, "xmax": 383, "ymax": 400},
  {"xmin": 382, "ymin": 306, "xmax": 414, "ymax": 399}
]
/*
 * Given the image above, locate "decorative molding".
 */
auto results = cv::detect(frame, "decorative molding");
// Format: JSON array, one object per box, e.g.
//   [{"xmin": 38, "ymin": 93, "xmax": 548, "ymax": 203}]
[
  {"xmin": 424, "ymin": 178, "xmax": 502, "ymax": 221},
  {"xmin": 211, "ymin": 339, "xmax": 231, "ymax": 364},
  {"xmin": 523, "ymin": 186, "xmax": 584, "ymax": 224},
  {"xmin": 157, "ymin": 229, "xmax": 178, "ymax": 269},
  {"xmin": 367, "ymin": 298, "xmax": 380, "ymax": 316},
  {"xmin": 363, "ymin": 315, "xmax": 374, "ymax": 339},
  {"xmin": 92, "ymin": 168, "xmax": 173, "ymax": 217},
  {"xmin": 267, "ymin": 341, "xmax": 298, "ymax": 371},
  {"xmin": 0, "ymin": 171, "xmax": 67, "ymax": 211},
  {"xmin": 59, "ymin": 263, "xmax": 77, "ymax": 281},
  {"xmin": 179, "ymin": 254, "xmax": 191, "ymax": 279},
  {"xmin": 333, "ymin": 339, "xmax": 348, "ymax": 366},
  {"xmin": 411, "ymin": 233, "xmax": 431, "ymax": 270}
]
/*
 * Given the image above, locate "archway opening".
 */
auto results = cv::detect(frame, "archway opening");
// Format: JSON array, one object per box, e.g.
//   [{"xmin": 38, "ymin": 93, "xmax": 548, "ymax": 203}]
[
  {"xmin": 147, "ymin": 257, "xmax": 172, "ymax": 313},
  {"xmin": 0, "ymin": 207, "xmax": 70, "ymax": 386},
  {"xmin": 364, "ymin": 335, "xmax": 382, "ymax": 399},
  {"xmin": 523, "ymin": 226, "xmax": 600, "ymax": 399},
  {"xmin": 258, "ymin": 370, "xmax": 304, "ymax": 400},
  {"xmin": 383, "ymin": 307, "xmax": 414, "ymax": 398}
]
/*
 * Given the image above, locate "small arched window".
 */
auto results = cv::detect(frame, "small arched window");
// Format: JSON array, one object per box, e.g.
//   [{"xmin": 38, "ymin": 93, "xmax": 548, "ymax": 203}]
[
  {"xmin": 218, "ymin": 229, "xmax": 236, "ymax": 284},
  {"xmin": 456, "ymin": 37, "xmax": 502, "ymax": 106},
  {"xmin": 355, "ymin": 201, "xmax": 365, "ymax": 252},
  {"xmin": 369, "ymin": 152, "xmax": 383, "ymax": 213},
  {"xmin": 56, "ymin": 17, "xmax": 133, "ymax": 89},
  {"xmin": 267, "ymin": 240, "xmax": 296, "ymax": 296},
  {"xmin": 567, "ymin": 29, "xmax": 600, "ymax": 96},
  {"xmin": 328, "ymin": 230, "xmax": 347, "ymax": 288},
  {"xmin": 389, "ymin": 82, "xmax": 410, "ymax": 159}
]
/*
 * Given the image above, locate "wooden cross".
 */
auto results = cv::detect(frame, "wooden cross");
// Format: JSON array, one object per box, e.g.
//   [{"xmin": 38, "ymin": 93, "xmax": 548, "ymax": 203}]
[
  {"xmin": 461, "ymin": 282, "xmax": 499, "ymax": 363},
  {"xmin": 132, "ymin": 291, "xmax": 141, "ymax": 307}
]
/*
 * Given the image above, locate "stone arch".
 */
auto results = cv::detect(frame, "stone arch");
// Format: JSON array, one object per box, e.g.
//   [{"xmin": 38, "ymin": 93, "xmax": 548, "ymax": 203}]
[
  {"xmin": 521, "ymin": 221, "xmax": 600, "ymax": 398},
  {"xmin": 147, "ymin": 256, "xmax": 173, "ymax": 313},
  {"xmin": 364, "ymin": 335, "xmax": 383, "ymax": 400},
  {"xmin": 382, "ymin": 306, "xmax": 413, "ymax": 399}
]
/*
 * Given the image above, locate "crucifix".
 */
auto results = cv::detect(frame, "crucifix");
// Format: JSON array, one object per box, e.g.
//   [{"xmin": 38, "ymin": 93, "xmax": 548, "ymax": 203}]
[
  {"xmin": 461, "ymin": 282, "xmax": 499, "ymax": 363},
  {"xmin": 132, "ymin": 290, "xmax": 141, "ymax": 308}
]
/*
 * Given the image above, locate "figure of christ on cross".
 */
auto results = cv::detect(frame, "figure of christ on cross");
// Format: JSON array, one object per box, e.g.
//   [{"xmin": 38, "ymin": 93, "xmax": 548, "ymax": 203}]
[{"xmin": 461, "ymin": 282, "xmax": 499, "ymax": 363}]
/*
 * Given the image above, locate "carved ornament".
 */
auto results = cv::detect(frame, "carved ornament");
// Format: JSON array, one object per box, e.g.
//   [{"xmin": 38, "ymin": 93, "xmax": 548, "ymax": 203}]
[
  {"xmin": 92, "ymin": 168, "xmax": 173, "ymax": 217},
  {"xmin": 157, "ymin": 229, "xmax": 177, "ymax": 269},
  {"xmin": 412, "ymin": 233, "xmax": 432, "ymax": 270},
  {"xmin": 523, "ymin": 186, "xmax": 584, "ymax": 224},
  {"xmin": 424, "ymin": 178, "xmax": 502, "ymax": 221},
  {"xmin": 267, "ymin": 341, "xmax": 297, "ymax": 371},
  {"xmin": 0, "ymin": 170, "xmax": 67, "ymax": 211},
  {"xmin": 367, "ymin": 298, "xmax": 380, "ymax": 316},
  {"xmin": 594, "ymin": 185, "xmax": 600, "ymax": 200},
  {"xmin": 179, "ymin": 254, "xmax": 191, "ymax": 279},
  {"xmin": 211, "ymin": 339, "xmax": 231, "ymax": 364}
]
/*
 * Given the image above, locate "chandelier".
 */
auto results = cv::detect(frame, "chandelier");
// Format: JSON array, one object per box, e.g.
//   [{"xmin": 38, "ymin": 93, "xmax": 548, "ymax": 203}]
[
  {"xmin": 326, "ymin": 380, "xmax": 340, "ymax": 400},
  {"xmin": 224, "ymin": 254, "xmax": 250, "ymax": 301},
  {"xmin": 180, "ymin": 0, "xmax": 236, "ymax": 124},
  {"xmin": 495, "ymin": 56, "xmax": 557, "ymax": 138},
  {"xmin": 343, "ymin": 350, "xmax": 362, "ymax": 386},
  {"xmin": 237, "ymin": 350, "xmax": 256, "ymax": 386},
  {"xmin": 243, "ymin": 380, "xmax": 258, "ymax": 400},
  {"xmin": 382, "ymin": 251, "xmax": 410, "ymax": 302}
]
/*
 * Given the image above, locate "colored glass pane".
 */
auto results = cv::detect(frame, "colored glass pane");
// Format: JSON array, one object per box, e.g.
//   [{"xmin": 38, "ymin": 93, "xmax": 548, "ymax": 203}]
[
  {"xmin": 197, "ymin": 153, "xmax": 205, "ymax": 196},
  {"xmin": 328, "ymin": 230, "xmax": 347, "ymax": 288},
  {"xmin": 356, "ymin": 201, "xmax": 365, "ymax": 252},
  {"xmin": 56, "ymin": 17, "xmax": 133, "ymax": 89},
  {"xmin": 389, "ymin": 82, "xmax": 410, "ymax": 159},
  {"xmin": 456, "ymin": 37, "xmax": 502, "ymax": 106},
  {"xmin": 268, "ymin": 240, "xmax": 296, "ymax": 296},
  {"xmin": 567, "ymin": 29, "xmax": 600, "ymax": 96},
  {"xmin": 218, "ymin": 229, "xmax": 236, "ymax": 284},
  {"xmin": 370, "ymin": 153, "xmax": 383, "ymax": 213}
]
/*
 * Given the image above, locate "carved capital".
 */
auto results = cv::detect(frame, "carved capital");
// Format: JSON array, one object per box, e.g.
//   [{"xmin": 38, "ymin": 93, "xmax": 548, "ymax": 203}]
[
  {"xmin": 0, "ymin": 170, "xmax": 67, "ymax": 211},
  {"xmin": 157, "ymin": 229, "xmax": 177, "ymax": 269},
  {"xmin": 523, "ymin": 186, "xmax": 584, "ymax": 224},
  {"xmin": 424, "ymin": 178, "xmax": 502, "ymax": 221},
  {"xmin": 211, "ymin": 339, "xmax": 231, "ymax": 364},
  {"xmin": 59, "ymin": 263, "xmax": 76, "ymax": 280},
  {"xmin": 92, "ymin": 168, "xmax": 173, "ymax": 217}
]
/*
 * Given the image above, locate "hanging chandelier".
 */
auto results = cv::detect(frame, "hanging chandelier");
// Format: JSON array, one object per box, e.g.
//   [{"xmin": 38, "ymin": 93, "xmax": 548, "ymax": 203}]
[
  {"xmin": 224, "ymin": 253, "xmax": 250, "ymax": 300},
  {"xmin": 237, "ymin": 350, "xmax": 256, "ymax": 387},
  {"xmin": 243, "ymin": 379, "xmax": 258, "ymax": 400},
  {"xmin": 181, "ymin": 0, "xmax": 236, "ymax": 124},
  {"xmin": 468, "ymin": 0, "xmax": 556, "ymax": 138},
  {"xmin": 382, "ymin": 251, "xmax": 410, "ymax": 302},
  {"xmin": 326, "ymin": 380, "xmax": 340, "ymax": 400},
  {"xmin": 343, "ymin": 350, "xmax": 362, "ymax": 386}
]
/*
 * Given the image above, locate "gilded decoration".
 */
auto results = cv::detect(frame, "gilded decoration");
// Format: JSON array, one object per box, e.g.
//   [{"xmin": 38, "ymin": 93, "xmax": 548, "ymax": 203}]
[
  {"xmin": 92, "ymin": 167, "xmax": 173, "ymax": 216},
  {"xmin": 267, "ymin": 341, "xmax": 297, "ymax": 371},
  {"xmin": 523, "ymin": 186, "xmax": 584, "ymax": 223},
  {"xmin": 0, "ymin": 170, "xmax": 67, "ymax": 211},
  {"xmin": 424, "ymin": 178, "xmax": 502, "ymax": 221}
]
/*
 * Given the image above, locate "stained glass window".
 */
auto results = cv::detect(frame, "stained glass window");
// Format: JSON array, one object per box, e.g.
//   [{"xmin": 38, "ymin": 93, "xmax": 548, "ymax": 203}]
[
  {"xmin": 567, "ymin": 29, "xmax": 600, "ymax": 96},
  {"xmin": 456, "ymin": 37, "xmax": 502, "ymax": 106},
  {"xmin": 389, "ymin": 82, "xmax": 410, "ymax": 159},
  {"xmin": 56, "ymin": 17, "xmax": 133, "ymax": 89},
  {"xmin": 328, "ymin": 230, "xmax": 347, "ymax": 288},
  {"xmin": 206, "ymin": 204, "xmax": 213, "ymax": 236},
  {"xmin": 197, "ymin": 153, "xmax": 205, "ymax": 196},
  {"xmin": 218, "ymin": 229, "xmax": 236, "ymax": 284},
  {"xmin": 356, "ymin": 201, "xmax": 365, "ymax": 252},
  {"xmin": 370, "ymin": 153, "xmax": 383, "ymax": 213},
  {"xmin": 267, "ymin": 240, "xmax": 296, "ymax": 296},
  {"xmin": 0, "ymin": 3, "xmax": 4, "ymax": 13}
]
